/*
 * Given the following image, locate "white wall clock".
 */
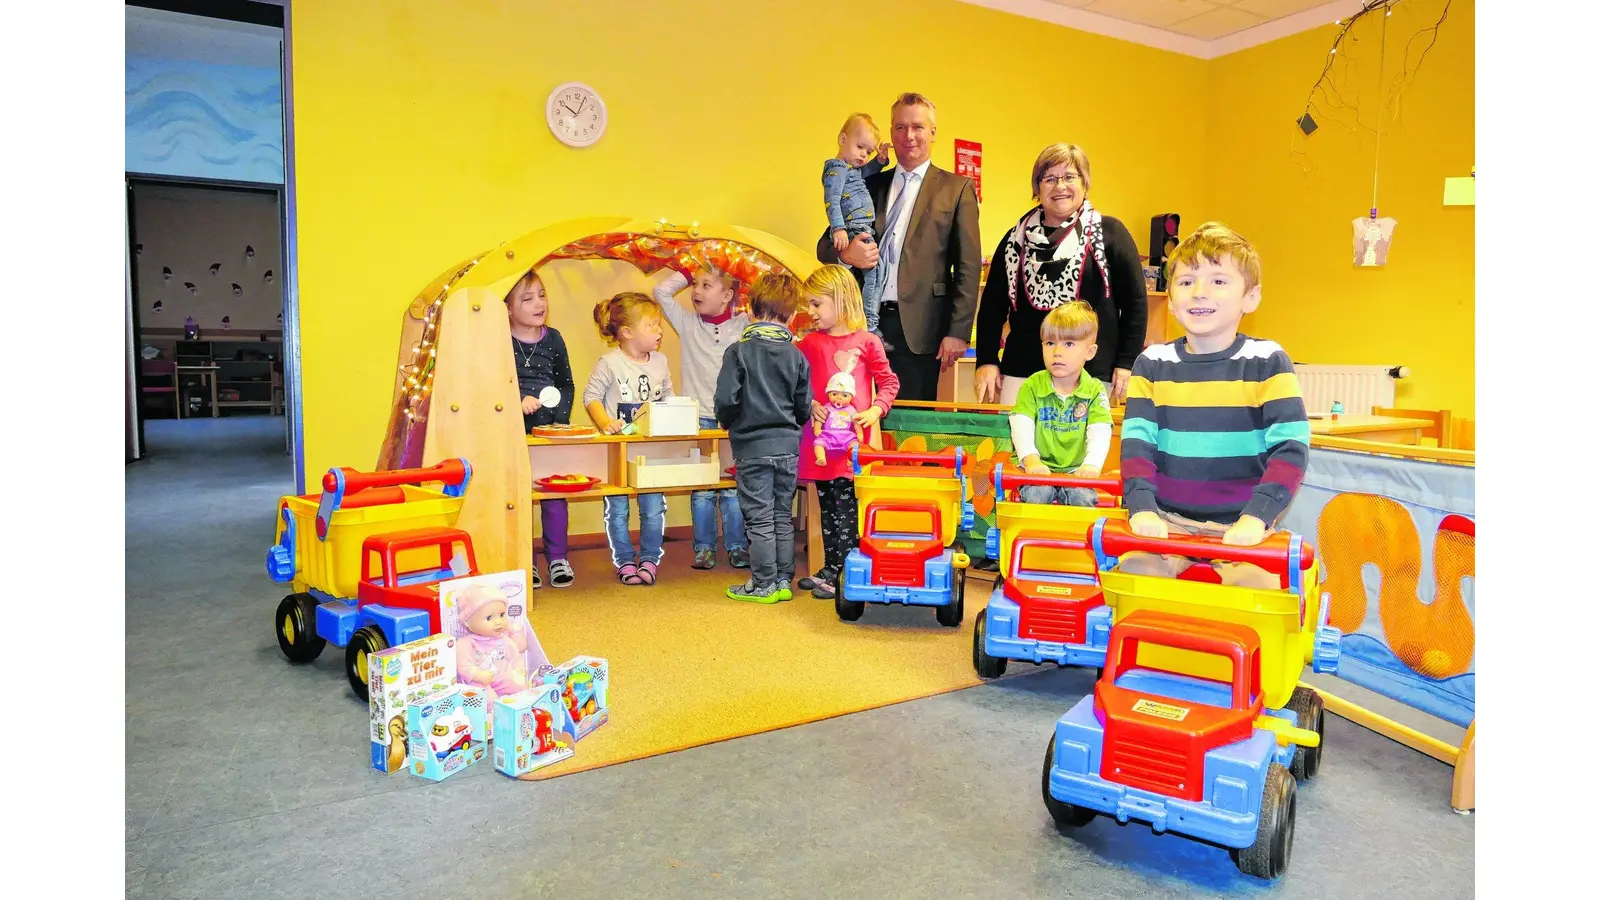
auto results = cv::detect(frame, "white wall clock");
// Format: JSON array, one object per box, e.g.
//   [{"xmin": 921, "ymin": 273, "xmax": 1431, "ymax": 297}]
[{"xmin": 546, "ymin": 82, "xmax": 606, "ymax": 148}]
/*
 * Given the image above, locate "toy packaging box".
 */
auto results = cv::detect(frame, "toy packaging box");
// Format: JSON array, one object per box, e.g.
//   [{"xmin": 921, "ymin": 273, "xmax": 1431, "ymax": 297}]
[
  {"xmin": 492, "ymin": 685, "xmax": 578, "ymax": 778},
  {"xmin": 369, "ymin": 632, "xmax": 458, "ymax": 774},
  {"xmin": 438, "ymin": 569, "xmax": 552, "ymax": 679},
  {"xmin": 406, "ymin": 685, "xmax": 490, "ymax": 782},
  {"xmin": 538, "ymin": 656, "xmax": 610, "ymax": 741}
]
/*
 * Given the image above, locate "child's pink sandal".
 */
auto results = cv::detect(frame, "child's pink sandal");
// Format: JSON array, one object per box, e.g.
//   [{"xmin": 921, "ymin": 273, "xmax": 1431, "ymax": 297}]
[
  {"xmin": 617, "ymin": 562, "xmax": 640, "ymax": 585},
  {"xmin": 636, "ymin": 560, "xmax": 658, "ymax": 585}
]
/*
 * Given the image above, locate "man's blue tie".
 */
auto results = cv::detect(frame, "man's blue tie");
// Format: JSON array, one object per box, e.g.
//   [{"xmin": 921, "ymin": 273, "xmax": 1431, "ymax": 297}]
[{"xmin": 881, "ymin": 171, "xmax": 918, "ymax": 264}]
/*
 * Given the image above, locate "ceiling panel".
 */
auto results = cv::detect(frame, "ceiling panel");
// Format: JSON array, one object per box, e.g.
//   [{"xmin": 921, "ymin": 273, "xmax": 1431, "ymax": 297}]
[
  {"xmin": 1169, "ymin": 5, "xmax": 1271, "ymax": 38},
  {"xmin": 1080, "ymin": 0, "xmax": 1220, "ymax": 29}
]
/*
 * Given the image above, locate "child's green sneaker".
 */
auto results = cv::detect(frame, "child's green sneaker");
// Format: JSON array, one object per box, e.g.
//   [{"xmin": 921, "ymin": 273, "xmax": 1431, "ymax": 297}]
[
  {"xmin": 726, "ymin": 580, "xmax": 784, "ymax": 604},
  {"xmin": 775, "ymin": 580, "xmax": 793, "ymax": 601}
]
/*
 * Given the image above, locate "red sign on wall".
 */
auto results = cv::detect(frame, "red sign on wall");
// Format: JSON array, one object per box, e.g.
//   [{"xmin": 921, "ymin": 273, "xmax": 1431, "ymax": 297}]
[{"xmin": 954, "ymin": 139, "xmax": 982, "ymax": 202}]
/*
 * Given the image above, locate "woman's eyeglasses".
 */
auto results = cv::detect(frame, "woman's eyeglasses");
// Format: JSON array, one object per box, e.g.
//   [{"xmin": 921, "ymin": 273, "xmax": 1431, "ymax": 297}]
[{"xmin": 1040, "ymin": 173, "xmax": 1081, "ymax": 188}]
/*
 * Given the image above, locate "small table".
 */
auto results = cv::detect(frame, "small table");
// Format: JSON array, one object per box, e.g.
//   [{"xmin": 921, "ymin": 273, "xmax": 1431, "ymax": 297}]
[
  {"xmin": 1309, "ymin": 414, "xmax": 1432, "ymax": 445},
  {"xmin": 175, "ymin": 365, "xmax": 220, "ymax": 419}
]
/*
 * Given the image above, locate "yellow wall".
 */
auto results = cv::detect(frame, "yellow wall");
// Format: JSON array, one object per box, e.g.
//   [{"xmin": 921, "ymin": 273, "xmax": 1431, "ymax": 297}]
[
  {"xmin": 1207, "ymin": 0, "xmax": 1474, "ymax": 416},
  {"xmin": 291, "ymin": 0, "xmax": 1211, "ymax": 499}
]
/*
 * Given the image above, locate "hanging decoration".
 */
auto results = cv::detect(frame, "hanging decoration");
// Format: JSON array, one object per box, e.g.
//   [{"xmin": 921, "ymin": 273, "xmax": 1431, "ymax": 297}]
[
  {"xmin": 232, "ymin": 283, "xmax": 243, "ymax": 296},
  {"xmin": 221, "ymin": 316, "xmax": 232, "ymax": 330},
  {"xmin": 151, "ymin": 300, "xmax": 163, "ymax": 314},
  {"xmin": 209, "ymin": 263, "xmax": 221, "ymax": 276},
  {"xmin": 135, "ymin": 243, "xmax": 143, "ymax": 256},
  {"xmin": 1354, "ymin": 2, "xmax": 1397, "ymax": 267},
  {"xmin": 263, "ymin": 269, "xmax": 274, "ymax": 284},
  {"xmin": 1291, "ymin": 0, "xmax": 1453, "ymax": 259},
  {"xmin": 245, "ymin": 245, "xmax": 255, "ymax": 260},
  {"xmin": 162, "ymin": 266, "xmax": 172, "ymax": 282},
  {"xmin": 184, "ymin": 316, "xmax": 200, "ymax": 339},
  {"xmin": 276, "ymin": 310, "xmax": 283, "ymax": 325},
  {"xmin": 1353, "ymin": 212, "xmax": 1398, "ymax": 267},
  {"xmin": 184, "ymin": 282, "xmax": 197, "ymax": 295}
]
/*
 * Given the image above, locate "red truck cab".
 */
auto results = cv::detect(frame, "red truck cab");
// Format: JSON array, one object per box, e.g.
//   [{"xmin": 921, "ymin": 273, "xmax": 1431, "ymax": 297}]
[{"xmin": 355, "ymin": 526, "xmax": 479, "ymax": 635}]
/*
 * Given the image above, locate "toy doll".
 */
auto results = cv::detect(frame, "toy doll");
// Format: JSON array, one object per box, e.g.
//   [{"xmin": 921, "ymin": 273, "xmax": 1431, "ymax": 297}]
[
  {"xmin": 813, "ymin": 371, "xmax": 865, "ymax": 467},
  {"xmin": 453, "ymin": 584, "xmax": 531, "ymax": 703}
]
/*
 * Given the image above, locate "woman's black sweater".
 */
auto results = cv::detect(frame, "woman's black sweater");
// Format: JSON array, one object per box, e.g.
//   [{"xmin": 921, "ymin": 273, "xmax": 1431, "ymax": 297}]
[{"xmin": 973, "ymin": 213, "xmax": 1148, "ymax": 382}]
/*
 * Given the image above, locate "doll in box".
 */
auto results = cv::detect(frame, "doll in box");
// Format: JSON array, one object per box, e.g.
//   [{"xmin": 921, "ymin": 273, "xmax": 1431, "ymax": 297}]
[
  {"xmin": 454, "ymin": 584, "xmax": 533, "ymax": 703},
  {"xmin": 812, "ymin": 371, "xmax": 865, "ymax": 467}
]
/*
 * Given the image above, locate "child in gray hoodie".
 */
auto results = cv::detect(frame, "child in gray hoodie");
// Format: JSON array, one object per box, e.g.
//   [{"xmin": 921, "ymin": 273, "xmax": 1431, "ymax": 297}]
[{"xmin": 714, "ymin": 272, "xmax": 812, "ymax": 603}]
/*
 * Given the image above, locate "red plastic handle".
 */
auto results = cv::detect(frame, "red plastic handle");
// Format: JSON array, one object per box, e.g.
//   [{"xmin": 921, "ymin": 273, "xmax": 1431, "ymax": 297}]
[
  {"xmin": 856, "ymin": 449, "xmax": 959, "ymax": 469},
  {"xmin": 324, "ymin": 459, "xmax": 468, "ymax": 495},
  {"xmin": 1095, "ymin": 519, "xmax": 1315, "ymax": 574},
  {"xmin": 1000, "ymin": 469, "xmax": 1122, "ymax": 496}
]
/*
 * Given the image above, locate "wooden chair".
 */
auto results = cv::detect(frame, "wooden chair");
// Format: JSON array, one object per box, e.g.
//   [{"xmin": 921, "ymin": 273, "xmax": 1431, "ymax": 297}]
[
  {"xmin": 1453, "ymin": 417, "xmax": 1475, "ymax": 451},
  {"xmin": 140, "ymin": 359, "xmax": 178, "ymax": 418},
  {"xmin": 1373, "ymin": 407, "xmax": 1453, "ymax": 448}
]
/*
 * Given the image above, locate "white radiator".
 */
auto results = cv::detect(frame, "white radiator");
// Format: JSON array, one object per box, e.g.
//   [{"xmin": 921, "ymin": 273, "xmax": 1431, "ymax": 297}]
[{"xmin": 1292, "ymin": 364, "xmax": 1404, "ymax": 416}]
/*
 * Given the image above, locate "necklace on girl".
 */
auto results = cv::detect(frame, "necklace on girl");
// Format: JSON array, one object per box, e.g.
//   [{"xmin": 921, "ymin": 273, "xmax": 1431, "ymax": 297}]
[{"xmin": 513, "ymin": 329, "xmax": 544, "ymax": 368}]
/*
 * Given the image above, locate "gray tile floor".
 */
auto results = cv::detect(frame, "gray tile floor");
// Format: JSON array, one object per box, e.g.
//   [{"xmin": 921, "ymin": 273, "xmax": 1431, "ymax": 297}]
[{"xmin": 126, "ymin": 417, "xmax": 1473, "ymax": 899}]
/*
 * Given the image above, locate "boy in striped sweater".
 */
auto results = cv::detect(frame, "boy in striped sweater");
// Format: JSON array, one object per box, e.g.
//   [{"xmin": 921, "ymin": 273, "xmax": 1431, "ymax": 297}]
[{"xmin": 1118, "ymin": 222, "xmax": 1311, "ymax": 588}]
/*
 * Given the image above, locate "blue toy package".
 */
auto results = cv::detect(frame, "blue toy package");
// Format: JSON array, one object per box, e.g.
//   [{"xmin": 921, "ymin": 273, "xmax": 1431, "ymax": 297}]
[
  {"xmin": 537, "ymin": 656, "xmax": 610, "ymax": 741},
  {"xmin": 406, "ymin": 685, "xmax": 490, "ymax": 782},
  {"xmin": 492, "ymin": 685, "xmax": 578, "ymax": 778}
]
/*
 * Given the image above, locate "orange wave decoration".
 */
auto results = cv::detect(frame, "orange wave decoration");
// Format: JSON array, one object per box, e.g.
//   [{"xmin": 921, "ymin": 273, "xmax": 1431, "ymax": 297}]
[{"xmin": 1316, "ymin": 494, "xmax": 1475, "ymax": 679}]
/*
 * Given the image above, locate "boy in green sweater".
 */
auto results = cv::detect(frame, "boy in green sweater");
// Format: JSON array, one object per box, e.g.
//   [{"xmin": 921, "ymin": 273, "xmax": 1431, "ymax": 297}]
[{"xmin": 1008, "ymin": 301, "xmax": 1113, "ymax": 507}]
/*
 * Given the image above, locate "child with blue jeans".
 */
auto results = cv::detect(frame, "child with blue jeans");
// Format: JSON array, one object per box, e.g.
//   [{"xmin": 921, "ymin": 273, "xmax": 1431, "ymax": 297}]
[
  {"xmin": 1008, "ymin": 302, "xmax": 1113, "ymax": 507},
  {"xmin": 822, "ymin": 113, "xmax": 892, "ymax": 347},
  {"xmin": 653, "ymin": 261, "xmax": 750, "ymax": 570},
  {"xmin": 583, "ymin": 292, "xmax": 673, "ymax": 586}
]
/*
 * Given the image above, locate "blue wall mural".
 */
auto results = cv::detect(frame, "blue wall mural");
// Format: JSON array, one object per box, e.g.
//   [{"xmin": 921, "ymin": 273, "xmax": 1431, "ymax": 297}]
[{"xmin": 126, "ymin": 55, "xmax": 283, "ymax": 184}]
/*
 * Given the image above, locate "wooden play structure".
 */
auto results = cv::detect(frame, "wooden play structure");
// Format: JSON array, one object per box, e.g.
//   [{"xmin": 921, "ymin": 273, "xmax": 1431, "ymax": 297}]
[{"xmin": 374, "ymin": 217, "xmax": 821, "ymax": 580}]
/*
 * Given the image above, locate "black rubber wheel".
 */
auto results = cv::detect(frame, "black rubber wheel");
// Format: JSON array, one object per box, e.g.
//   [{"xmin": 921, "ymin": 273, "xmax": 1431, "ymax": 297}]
[
  {"xmin": 1287, "ymin": 686, "xmax": 1326, "ymax": 781},
  {"xmin": 973, "ymin": 612, "xmax": 1007, "ymax": 678},
  {"xmin": 1094, "ymin": 666, "xmax": 1105, "ymax": 682},
  {"xmin": 1234, "ymin": 763, "xmax": 1296, "ymax": 880},
  {"xmin": 275, "ymin": 593, "xmax": 325, "ymax": 663},
  {"xmin": 935, "ymin": 570, "xmax": 966, "ymax": 628},
  {"xmin": 1041, "ymin": 735, "xmax": 1096, "ymax": 828},
  {"xmin": 345, "ymin": 625, "xmax": 389, "ymax": 703},
  {"xmin": 835, "ymin": 595, "xmax": 865, "ymax": 622}
]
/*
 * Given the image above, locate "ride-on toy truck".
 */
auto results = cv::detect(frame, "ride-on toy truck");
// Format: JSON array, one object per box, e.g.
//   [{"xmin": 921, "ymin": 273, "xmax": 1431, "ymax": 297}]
[
  {"xmin": 973, "ymin": 469, "xmax": 1127, "ymax": 678},
  {"xmin": 838, "ymin": 448, "xmax": 974, "ymax": 626},
  {"xmin": 1041, "ymin": 523, "xmax": 1342, "ymax": 880},
  {"xmin": 1043, "ymin": 611, "xmax": 1320, "ymax": 880},
  {"xmin": 268, "ymin": 460, "xmax": 478, "ymax": 701}
]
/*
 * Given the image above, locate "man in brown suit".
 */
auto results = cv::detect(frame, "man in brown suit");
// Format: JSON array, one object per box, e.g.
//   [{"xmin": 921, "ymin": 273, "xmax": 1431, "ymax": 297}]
[{"xmin": 819, "ymin": 92, "xmax": 981, "ymax": 402}]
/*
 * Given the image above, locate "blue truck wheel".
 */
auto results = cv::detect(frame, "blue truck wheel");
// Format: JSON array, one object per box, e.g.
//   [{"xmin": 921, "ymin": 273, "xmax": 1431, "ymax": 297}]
[
  {"xmin": 345, "ymin": 625, "xmax": 389, "ymax": 703},
  {"xmin": 275, "ymin": 593, "xmax": 325, "ymax": 663},
  {"xmin": 1286, "ymin": 687, "xmax": 1326, "ymax": 781},
  {"xmin": 973, "ymin": 612, "xmax": 1006, "ymax": 678},
  {"xmin": 1234, "ymin": 763, "xmax": 1296, "ymax": 880},
  {"xmin": 1041, "ymin": 736, "xmax": 1095, "ymax": 828},
  {"xmin": 835, "ymin": 595, "xmax": 865, "ymax": 622},
  {"xmin": 934, "ymin": 570, "xmax": 966, "ymax": 628}
]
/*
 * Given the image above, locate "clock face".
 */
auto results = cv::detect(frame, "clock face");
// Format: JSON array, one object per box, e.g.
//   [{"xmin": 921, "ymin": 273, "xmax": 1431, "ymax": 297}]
[{"xmin": 546, "ymin": 82, "xmax": 606, "ymax": 148}]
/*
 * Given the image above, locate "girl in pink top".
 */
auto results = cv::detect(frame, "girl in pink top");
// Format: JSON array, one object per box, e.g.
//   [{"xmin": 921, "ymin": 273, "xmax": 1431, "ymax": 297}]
[{"xmin": 796, "ymin": 265, "xmax": 901, "ymax": 600}]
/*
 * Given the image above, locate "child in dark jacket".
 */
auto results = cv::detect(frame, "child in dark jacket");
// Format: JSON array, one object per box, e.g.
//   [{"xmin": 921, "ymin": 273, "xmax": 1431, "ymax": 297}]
[{"xmin": 714, "ymin": 272, "xmax": 812, "ymax": 603}]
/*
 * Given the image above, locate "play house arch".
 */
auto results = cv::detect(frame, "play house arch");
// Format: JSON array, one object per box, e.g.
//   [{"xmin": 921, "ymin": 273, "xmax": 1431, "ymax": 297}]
[{"xmin": 375, "ymin": 216, "xmax": 822, "ymax": 578}]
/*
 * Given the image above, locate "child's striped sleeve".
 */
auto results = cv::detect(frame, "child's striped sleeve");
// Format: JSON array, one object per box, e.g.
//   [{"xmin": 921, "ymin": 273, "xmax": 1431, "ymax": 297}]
[
  {"xmin": 1119, "ymin": 356, "xmax": 1161, "ymax": 516},
  {"xmin": 1241, "ymin": 350, "xmax": 1311, "ymax": 526}
]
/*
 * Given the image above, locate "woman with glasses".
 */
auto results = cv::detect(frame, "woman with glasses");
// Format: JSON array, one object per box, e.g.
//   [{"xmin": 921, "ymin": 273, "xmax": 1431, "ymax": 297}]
[{"xmin": 973, "ymin": 143, "xmax": 1147, "ymax": 407}]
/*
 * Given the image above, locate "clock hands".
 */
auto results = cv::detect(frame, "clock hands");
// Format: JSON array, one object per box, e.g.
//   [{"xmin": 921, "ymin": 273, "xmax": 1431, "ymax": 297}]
[{"xmin": 560, "ymin": 102, "xmax": 578, "ymax": 115}]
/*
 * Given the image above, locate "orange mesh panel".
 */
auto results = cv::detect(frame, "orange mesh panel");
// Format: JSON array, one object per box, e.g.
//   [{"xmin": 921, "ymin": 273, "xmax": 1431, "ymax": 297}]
[{"xmin": 1317, "ymin": 493, "xmax": 1475, "ymax": 679}]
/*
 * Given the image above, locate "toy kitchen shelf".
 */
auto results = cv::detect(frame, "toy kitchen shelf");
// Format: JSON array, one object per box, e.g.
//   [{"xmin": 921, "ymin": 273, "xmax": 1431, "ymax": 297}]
[{"xmin": 526, "ymin": 429, "xmax": 734, "ymax": 502}]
